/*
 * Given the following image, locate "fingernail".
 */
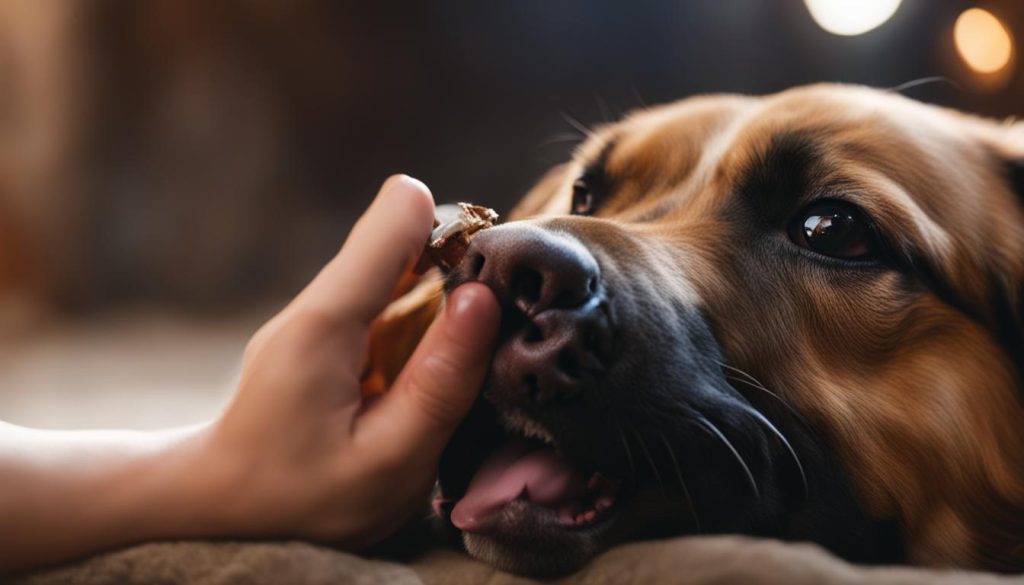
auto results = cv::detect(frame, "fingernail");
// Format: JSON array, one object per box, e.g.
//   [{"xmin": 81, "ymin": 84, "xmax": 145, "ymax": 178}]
[{"xmin": 384, "ymin": 173, "xmax": 428, "ymax": 197}]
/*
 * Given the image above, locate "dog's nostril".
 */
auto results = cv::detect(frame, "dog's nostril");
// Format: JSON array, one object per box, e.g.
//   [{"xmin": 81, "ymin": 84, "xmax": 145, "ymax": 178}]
[
  {"xmin": 469, "ymin": 251, "xmax": 486, "ymax": 279},
  {"xmin": 511, "ymin": 268, "xmax": 543, "ymax": 308},
  {"xmin": 524, "ymin": 323, "xmax": 544, "ymax": 343},
  {"xmin": 587, "ymin": 276, "xmax": 598, "ymax": 295}
]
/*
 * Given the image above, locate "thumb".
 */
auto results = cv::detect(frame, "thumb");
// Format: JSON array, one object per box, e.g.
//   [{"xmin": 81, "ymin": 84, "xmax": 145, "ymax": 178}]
[{"xmin": 355, "ymin": 283, "xmax": 501, "ymax": 458}]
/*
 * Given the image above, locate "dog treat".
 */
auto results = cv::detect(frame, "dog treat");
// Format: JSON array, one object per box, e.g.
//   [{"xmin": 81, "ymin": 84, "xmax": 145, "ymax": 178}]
[{"xmin": 418, "ymin": 202, "xmax": 499, "ymax": 272}]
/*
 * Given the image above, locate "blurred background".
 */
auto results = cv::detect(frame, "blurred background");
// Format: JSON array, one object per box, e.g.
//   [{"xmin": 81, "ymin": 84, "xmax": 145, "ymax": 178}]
[{"xmin": 1, "ymin": 0, "xmax": 1021, "ymax": 428}]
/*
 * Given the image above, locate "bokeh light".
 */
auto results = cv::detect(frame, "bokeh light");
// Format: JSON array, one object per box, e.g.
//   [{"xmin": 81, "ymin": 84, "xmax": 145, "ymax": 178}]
[
  {"xmin": 804, "ymin": 0, "xmax": 903, "ymax": 36},
  {"xmin": 954, "ymin": 8, "xmax": 1014, "ymax": 74}
]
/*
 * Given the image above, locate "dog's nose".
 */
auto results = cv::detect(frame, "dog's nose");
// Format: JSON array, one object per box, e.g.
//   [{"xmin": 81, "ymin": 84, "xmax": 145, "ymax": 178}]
[
  {"xmin": 465, "ymin": 225, "xmax": 600, "ymax": 314},
  {"xmin": 461, "ymin": 225, "xmax": 611, "ymax": 406}
]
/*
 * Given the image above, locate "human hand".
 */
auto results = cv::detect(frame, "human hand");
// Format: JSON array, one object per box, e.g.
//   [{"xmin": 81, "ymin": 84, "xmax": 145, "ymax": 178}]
[{"xmin": 196, "ymin": 175, "xmax": 501, "ymax": 548}]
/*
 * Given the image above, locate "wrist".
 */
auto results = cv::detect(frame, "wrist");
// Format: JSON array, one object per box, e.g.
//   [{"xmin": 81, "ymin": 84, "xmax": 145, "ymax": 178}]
[
  {"xmin": 100, "ymin": 424, "xmax": 233, "ymax": 543},
  {"xmin": 0, "ymin": 423, "xmax": 233, "ymax": 573}
]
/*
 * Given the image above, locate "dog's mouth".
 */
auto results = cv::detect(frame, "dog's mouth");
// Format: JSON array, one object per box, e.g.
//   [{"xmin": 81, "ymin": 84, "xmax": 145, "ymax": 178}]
[{"xmin": 436, "ymin": 406, "xmax": 624, "ymax": 538}]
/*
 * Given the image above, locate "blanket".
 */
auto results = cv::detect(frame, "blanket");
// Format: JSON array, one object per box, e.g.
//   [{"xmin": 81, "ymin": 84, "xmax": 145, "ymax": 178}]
[{"xmin": 15, "ymin": 536, "xmax": 1018, "ymax": 584}]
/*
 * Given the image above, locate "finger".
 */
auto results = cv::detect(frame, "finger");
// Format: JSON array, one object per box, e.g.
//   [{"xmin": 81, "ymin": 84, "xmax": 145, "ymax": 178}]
[
  {"xmin": 293, "ymin": 175, "xmax": 435, "ymax": 325},
  {"xmin": 354, "ymin": 283, "xmax": 501, "ymax": 458}
]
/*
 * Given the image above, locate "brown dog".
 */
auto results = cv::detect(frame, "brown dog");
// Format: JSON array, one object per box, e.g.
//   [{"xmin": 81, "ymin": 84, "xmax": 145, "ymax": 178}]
[{"xmin": 364, "ymin": 84, "xmax": 1024, "ymax": 576}]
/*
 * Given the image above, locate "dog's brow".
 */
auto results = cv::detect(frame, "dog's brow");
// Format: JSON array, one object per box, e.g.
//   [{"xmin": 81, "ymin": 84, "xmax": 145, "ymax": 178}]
[
  {"xmin": 577, "ymin": 138, "xmax": 618, "ymax": 210},
  {"xmin": 736, "ymin": 131, "xmax": 825, "ymax": 221},
  {"xmin": 581, "ymin": 138, "xmax": 618, "ymax": 182}
]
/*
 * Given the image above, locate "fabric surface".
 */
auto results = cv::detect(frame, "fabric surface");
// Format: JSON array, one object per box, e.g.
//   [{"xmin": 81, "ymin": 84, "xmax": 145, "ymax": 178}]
[{"xmin": 14, "ymin": 536, "xmax": 1019, "ymax": 585}]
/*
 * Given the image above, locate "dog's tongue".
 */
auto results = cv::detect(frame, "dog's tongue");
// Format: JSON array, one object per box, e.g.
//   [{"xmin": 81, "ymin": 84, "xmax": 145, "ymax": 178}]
[{"xmin": 451, "ymin": 440, "xmax": 588, "ymax": 532}]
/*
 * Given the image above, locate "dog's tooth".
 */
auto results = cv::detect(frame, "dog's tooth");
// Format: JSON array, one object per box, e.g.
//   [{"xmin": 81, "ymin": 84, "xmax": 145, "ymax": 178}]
[{"xmin": 500, "ymin": 411, "xmax": 557, "ymax": 446}]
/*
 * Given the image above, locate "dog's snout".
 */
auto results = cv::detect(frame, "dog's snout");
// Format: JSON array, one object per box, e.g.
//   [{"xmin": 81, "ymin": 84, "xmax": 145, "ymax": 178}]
[{"xmin": 463, "ymin": 225, "xmax": 612, "ymax": 407}]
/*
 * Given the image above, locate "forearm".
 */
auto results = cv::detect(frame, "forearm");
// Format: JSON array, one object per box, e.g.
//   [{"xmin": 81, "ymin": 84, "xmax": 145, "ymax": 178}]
[{"xmin": 0, "ymin": 422, "xmax": 222, "ymax": 574}]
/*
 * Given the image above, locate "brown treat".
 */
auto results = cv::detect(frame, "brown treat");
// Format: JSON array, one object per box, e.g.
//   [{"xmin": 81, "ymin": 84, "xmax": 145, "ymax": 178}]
[{"xmin": 416, "ymin": 203, "xmax": 499, "ymax": 272}]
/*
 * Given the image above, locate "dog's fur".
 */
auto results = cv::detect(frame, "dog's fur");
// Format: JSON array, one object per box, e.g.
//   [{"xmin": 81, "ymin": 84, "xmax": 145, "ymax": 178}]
[{"xmin": 364, "ymin": 84, "xmax": 1024, "ymax": 575}]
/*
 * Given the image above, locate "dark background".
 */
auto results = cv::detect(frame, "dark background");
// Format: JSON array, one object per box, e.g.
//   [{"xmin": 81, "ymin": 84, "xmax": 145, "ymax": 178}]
[{"xmin": 1, "ymin": 0, "xmax": 1021, "ymax": 320}]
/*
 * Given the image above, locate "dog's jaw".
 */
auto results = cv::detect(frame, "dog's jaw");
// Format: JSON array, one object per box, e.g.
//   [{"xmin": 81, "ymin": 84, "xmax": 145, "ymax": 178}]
[{"xmin": 437, "ymin": 403, "xmax": 630, "ymax": 576}]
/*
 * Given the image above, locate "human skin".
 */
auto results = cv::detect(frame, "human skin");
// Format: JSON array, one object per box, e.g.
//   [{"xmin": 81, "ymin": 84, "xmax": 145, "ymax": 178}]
[{"xmin": 0, "ymin": 175, "xmax": 501, "ymax": 574}]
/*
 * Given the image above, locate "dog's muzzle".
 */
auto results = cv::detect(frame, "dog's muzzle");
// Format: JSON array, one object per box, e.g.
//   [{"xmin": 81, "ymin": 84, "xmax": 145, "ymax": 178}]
[
  {"xmin": 461, "ymin": 224, "xmax": 615, "ymax": 408},
  {"xmin": 439, "ymin": 223, "xmax": 621, "ymax": 534}
]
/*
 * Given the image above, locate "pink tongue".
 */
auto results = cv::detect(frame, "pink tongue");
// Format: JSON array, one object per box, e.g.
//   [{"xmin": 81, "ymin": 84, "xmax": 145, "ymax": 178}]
[{"xmin": 450, "ymin": 440, "xmax": 588, "ymax": 532}]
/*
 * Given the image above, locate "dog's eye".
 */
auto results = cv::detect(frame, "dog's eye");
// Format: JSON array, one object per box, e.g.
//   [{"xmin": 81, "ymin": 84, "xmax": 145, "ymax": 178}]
[
  {"xmin": 789, "ymin": 200, "xmax": 877, "ymax": 260},
  {"xmin": 571, "ymin": 178, "xmax": 594, "ymax": 215}
]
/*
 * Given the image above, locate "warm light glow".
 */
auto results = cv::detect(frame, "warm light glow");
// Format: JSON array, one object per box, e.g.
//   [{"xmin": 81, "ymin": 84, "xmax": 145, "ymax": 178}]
[
  {"xmin": 804, "ymin": 0, "xmax": 903, "ymax": 36},
  {"xmin": 954, "ymin": 8, "xmax": 1014, "ymax": 74}
]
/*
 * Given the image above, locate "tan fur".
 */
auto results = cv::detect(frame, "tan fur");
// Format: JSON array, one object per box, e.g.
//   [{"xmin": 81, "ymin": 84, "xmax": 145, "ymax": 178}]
[{"xmin": 361, "ymin": 272, "xmax": 443, "ymax": 396}]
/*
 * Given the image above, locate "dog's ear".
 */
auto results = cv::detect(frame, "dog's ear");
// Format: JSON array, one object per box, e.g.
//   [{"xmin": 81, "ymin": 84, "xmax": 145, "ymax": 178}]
[
  {"xmin": 1006, "ymin": 121, "xmax": 1024, "ymax": 202},
  {"xmin": 997, "ymin": 124, "xmax": 1024, "ymax": 368},
  {"xmin": 509, "ymin": 163, "xmax": 572, "ymax": 220},
  {"xmin": 1012, "ymin": 154, "xmax": 1024, "ymax": 366},
  {"xmin": 1010, "ymin": 157, "xmax": 1024, "ymax": 204}
]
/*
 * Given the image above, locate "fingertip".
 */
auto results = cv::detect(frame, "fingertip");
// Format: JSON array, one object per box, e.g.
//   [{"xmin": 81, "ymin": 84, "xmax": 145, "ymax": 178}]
[
  {"xmin": 446, "ymin": 283, "xmax": 501, "ymax": 337},
  {"xmin": 352, "ymin": 283, "xmax": 501, "ymax": 457},
  {"xmin": 379, "ymin": 174, "xmax": 435, "ymax": 221},
  {"xmin": 393, "ymin": 173, "xmax": 432, "ymax": 199},
  {"xmin": 368, "ymin": 173, "xmax": 436, "ymax": 261}
]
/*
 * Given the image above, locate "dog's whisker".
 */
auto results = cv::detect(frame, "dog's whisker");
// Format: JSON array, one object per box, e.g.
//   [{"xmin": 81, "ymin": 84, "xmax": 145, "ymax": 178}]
[
  {"xmin": 723, "ymin": 372, "xmax": 785, "ymax": 406},
  {"xmin": 715, "ymin": 360, "xmax": 811, "ymax": 429},
  {"xmin": 538, "ymin": 132, "xmax": 587, "ymax": 148},
  {"xmin": 617, "ymin": 425, "xmax": 638, "ymax": 485},
  {"xmin": 724, "ymin": 374, "xmax": 811, "ymax": 427},
  {"xmin": 716, "ymin": 360, "xmax": 761, "ymax": 386},
  {"xmin": 740, "ymin": 403, "xmax": 810, "ymax": 500},
  {"xmin": 888, "ymin": 76, "xmax": 963, "ymax": 95},
  {"xmin": 715, "ymin": 362, "xmax": 815, "ymax": 499},
  {"xmin": 560, "ymin": 111, "xmax": 596, "ymax": 139},
  {"xmin": 628, "ymin": 83, "xmax": 650, "ymax": 110},
  {"xmin": 631, "ymin": 427, "xmax": 668, "ymax": 496},
  {"xmin": 695, "ymin": 414, "xmax": 761, "ymax": 500},
  {"xmin": 659, "ymin": 432, "xmax": 702, "ymax": 535},
  {"xmin": 595, "ymin": 95, "xmax": 612, "ymax": 125}
]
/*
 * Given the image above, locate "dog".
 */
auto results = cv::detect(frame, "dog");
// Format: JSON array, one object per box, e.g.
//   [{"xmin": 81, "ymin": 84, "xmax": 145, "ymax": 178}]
[{"xmin": 364, "ymin": 83, "xmax": 1024, "ymax": 576}]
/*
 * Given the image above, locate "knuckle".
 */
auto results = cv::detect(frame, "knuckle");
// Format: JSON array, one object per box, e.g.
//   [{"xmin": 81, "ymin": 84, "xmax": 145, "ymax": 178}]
[
  {"xmin": 243, "ymin": 333, "xmax": 265, "ymax": 361},
  {"xmin": 284, "ymin": 309, "xmax": 338, "ymax": 340},
  {"xmin": 281, "ymin": 309, "xmax": 360, "ymax": 357},
  {"xmin": 243, "ymin": 308, "xmax": 363, "ymax": 381},
  {"xmin": 243, "ymin": 322, "xmax": 275, "ymax": 362}
]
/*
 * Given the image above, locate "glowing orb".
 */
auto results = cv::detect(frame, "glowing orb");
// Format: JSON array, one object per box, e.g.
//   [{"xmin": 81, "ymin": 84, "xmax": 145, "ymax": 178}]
[
  {"xmin": 954, "ymin": 8, "xmax": 1014, "ymax": 74},
  {"xmin": 804, "ymin": 0, "xmax": 903, "ymax": 36}
]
